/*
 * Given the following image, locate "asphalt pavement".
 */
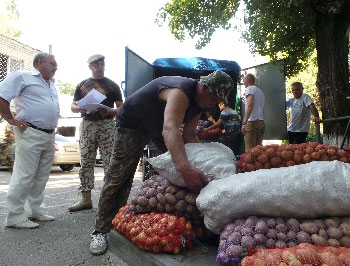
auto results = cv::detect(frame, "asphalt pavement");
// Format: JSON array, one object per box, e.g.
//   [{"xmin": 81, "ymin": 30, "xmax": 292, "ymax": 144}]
[{"xmin": 0, "ymin": 165, "xmax": 143, "ymax": 266}]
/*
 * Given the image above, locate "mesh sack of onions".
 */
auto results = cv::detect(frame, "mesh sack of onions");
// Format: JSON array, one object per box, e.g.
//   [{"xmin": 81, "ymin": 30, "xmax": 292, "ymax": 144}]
[
  {"xmin": 240, "ymin": 243, "xmax": 350, "ymax": 266},
  {"xmin": 112, "ymin": 203, "xmax": 195, "ymax": 254},
  {"xmin": 238, "ymin": 143, "xmax": 349, "ymax": 173},
  {"xmin": 217, "ymin": 215, "xmax": 350, "ymax": 265}
]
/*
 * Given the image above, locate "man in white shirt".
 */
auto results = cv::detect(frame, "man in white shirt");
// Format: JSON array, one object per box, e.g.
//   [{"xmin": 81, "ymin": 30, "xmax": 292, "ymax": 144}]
[
  {"xmin": 241, "ymin": 73, "xmax": 265, "ymax": 152},
  {"xmin": 286, "ymin": 82, "xmax": 320, "ymax": 144},
  {"xmin": 0, "ymin": 52, "xmax": 60, "ymax": 229}
]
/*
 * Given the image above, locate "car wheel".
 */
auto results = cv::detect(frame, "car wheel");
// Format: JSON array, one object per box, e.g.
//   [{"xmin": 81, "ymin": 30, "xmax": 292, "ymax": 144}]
[{"xmin": 60, "ymin": 164, "xmax": 74, "ymax": 171}]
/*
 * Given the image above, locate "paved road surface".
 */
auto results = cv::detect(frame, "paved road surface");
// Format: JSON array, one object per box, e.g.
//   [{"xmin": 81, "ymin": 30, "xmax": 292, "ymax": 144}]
[{"xmin": 0, "ymin": 165, "xmax": 143, "ymax": 266}]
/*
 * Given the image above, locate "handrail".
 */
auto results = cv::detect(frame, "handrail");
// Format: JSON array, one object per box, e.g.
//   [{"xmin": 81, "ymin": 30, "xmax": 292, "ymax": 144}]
[{"xmin": 316, "ymin": 116, "xmax": 350, "ymax": 148}]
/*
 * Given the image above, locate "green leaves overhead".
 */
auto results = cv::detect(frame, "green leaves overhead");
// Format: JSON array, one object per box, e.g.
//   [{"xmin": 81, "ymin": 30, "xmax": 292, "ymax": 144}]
[{"xmin": 156, "ymin": 0, "xmax": 240, "ymax": 49}]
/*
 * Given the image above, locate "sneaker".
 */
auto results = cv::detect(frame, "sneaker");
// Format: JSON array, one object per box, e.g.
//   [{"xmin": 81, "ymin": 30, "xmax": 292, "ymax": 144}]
[
  {"xmin": 28, "ymin": 214, "xmax": 55, "ymax": 221},
  {"xmin": 7, "ymin": 219, "xmax": 39, "ymax": 229},
  {"xmin": 90, "ymin": 231, "xmax": 108, "ymax": 255}
]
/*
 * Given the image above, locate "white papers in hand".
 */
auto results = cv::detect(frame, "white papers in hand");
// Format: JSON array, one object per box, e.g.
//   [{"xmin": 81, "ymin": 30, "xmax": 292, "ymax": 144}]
[
  {"xmin": 76, "ymin": 88, "xmax": 107, "ymax": 107},
  {"xmin": 79, "ymin": 103, "xmax": 111, "ymax": 114}
]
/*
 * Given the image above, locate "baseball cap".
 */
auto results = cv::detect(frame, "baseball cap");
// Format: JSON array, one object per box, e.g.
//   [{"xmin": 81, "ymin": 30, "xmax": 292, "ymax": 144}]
[
  {"xmin": 87, "ymin": 54, "xmax": 105, "ymax": 64},
  {"xmin": 200, "ymin": 70, "xmax": 235, "ymax": 105}
]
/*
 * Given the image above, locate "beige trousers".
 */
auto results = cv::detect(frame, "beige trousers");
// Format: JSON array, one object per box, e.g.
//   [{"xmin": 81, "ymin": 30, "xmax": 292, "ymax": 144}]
[{"xmin": 5, "ymin": 127, "xmax": 54, "ymax": 226}]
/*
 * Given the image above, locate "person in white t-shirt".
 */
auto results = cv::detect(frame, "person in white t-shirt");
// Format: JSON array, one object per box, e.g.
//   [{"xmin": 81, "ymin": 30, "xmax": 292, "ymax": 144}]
[
  {"xmin": 286, "ymin": 82, "xmax": 320, "ymax": 144},
  {"xmin": 241, "ymin": 73, "xmax": 265, "ymax": 152}
]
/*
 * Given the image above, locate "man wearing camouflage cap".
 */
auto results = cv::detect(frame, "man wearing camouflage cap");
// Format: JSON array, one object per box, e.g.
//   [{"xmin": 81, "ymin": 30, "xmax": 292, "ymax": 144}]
[
  {"xmin": 69, "ymin": 54, "xmax": 123, "ymax": 213},
  {"xmin": 89, "ymin": 70, "xmax": 236, "ymax": 255}
]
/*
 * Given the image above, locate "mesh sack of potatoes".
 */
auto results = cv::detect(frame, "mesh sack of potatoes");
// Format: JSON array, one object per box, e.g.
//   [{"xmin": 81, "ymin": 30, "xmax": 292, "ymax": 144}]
[
  {"xmin": 128, "ymin": 174, "xmax": 219, "ymax": 243},
  {"xmin": 217, "ymin": 215, "xmax": 350, "ymax": 265}
]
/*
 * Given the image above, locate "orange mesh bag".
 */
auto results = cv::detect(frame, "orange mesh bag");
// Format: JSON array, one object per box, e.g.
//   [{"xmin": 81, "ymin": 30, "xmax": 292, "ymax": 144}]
[
  {"xmin": 112, "ymin": 203, "xmax": 196, "ymax": 254},
  {"xmin": 238, "ymin": 143, "xmax": 350, "ymax": 173},
  {"xmin": 241, "ymin": 243, "xmax": 350, "ymax": 266}
]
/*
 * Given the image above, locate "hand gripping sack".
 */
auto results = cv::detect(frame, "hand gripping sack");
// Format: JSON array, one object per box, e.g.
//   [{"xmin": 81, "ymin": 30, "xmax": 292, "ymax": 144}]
[{"xmin": 148, "ymin": 142, "xmax": 237, "ymax": 187}]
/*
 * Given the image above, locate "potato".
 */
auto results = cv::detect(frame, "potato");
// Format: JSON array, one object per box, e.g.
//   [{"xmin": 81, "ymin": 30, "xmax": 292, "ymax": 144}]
[
  {"xmin": 325, "ymin": 217, "xmax": 341, "ymax": 228},
  {"xmin": 287, "ymin": 231, "xmax": 297, "ymax": 242},
  {"xmin": 297, "ymin": 231, "xmax": 311, "ymax": 243},
  {"xmin": 165, "ymin": 185, "xmax": 179, "ymax": 195},
  {"xmin": 300, "ymin": 222, "xmax": 319, "ymax": 234},
  {"xmin": 225, "ymin": 244, "xmax": 244, "ymax": 257},
  {"xmin": 319, "ymin": 228, "xmax": 328, "ymax": 238},
  {"xmin": 145, "ymin": 187, "xmax": 157, "ymax": 198},
  {"xmin": 267, "ymin": 228, "xmax": 277, "ymax": 239},
  {"xmin": 241, "ymin": 235, "xmax": 254, "ymax": 248},
  {"xmin": 165, "ymin": 203, "xmax": 175, "ymax": 213},
  {"xmin": 311, "ymin": 234, "xmax": 328, "ymax": 246},
  {"xmin": 164, "ymin": 193, "xmax": 177, "ymax": 205},
  {"xmin": 148, "ymin": 196, "xmax": 158, "ymax": 209},
  {"xmin": 174, "ymin": 189, "xmax": 187, "ymax": 200},
  {"xmin": 287, "ymin": 218, "xmax": 300, "ymax": 232},
  {"xmin": 327, "ymin": 238, "xmax": 341, "ymax": 246},
  {"xmin": 184, "ymin": 193, "xmax": 197, "ymax": 206},
  {"xmin": 156, "ymin": 193, "xmax": 166, "ymax": 205},
  {"xmin": 275, "ymin": 240, "xmax": 287, "ymax": 248},
  {"xmin": 255, "ymin": 220, "xmax": 268, "ymax": 234},
  {"xmin": 327, "ymin": 227, "xmax": 343, "ymax": 240},
  {"xmin": 174, "ymin": 200, "xmax": 187, "ymax": 213},
  {"xmin": 137, "ymin": 195, "xmax": 149, "ymax": 207},
  {"xmin": 265, "ymin": 238, "xmax": 275, "ymax": 248},
  {"xmin": 340, "ymin": 236, "xmax": 350, "ymax": 247},
  {"xmin": 156, "ymin": 202, "xmax": 165, "ymax": 212},
  {"xmin": 339, "ymin": 222, "xmax": 350, "ymax": 236},
  {"xmin": 276, "ymin": 223, "xmax": 288, "ymax": 233},
  {"xmin": 277, "ymin": 232, "xmax": 288, "ymax": 242},
  {"xmin": 313, "ymin": 219, "xmax": 326, "ymax": 230},
  {"xmin": 253, "ymin": 233, "xmax": 267, "ymax": 245}
]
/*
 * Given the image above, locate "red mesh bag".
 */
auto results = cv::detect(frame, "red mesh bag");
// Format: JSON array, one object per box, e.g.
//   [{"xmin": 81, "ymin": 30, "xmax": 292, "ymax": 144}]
[
  {"xmin": 112, "ymin": 203, "xmax": 196, "ymax": 254},
  {"xmin": 240, "ymin": 243, "xmax": 350, "ymax": 265},
  {"xmin": 238, "ymin": 143, "xmax": 350, "ymax": 173}
]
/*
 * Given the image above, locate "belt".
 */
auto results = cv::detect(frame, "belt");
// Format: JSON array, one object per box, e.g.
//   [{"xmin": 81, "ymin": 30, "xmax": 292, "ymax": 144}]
[{"xmin": 27, "ymin": 123, "xmax": 54, "ymax": 134}]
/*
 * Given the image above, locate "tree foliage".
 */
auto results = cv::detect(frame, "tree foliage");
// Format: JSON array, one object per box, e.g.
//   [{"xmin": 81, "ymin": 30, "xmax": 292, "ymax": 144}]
[
  {"xmin": 0, "ymin": 0, "xmax": 21, "ymax": 40},
  {"xmin": 157, "ymin": 0, "xmax": 350, "ymax": 146},
  {"xmin": 55, "ymin": 80, "xmax": 76, "ymax": 96},
  {"xmin": 157, "ymin": 0, "xmax": 348, "ymax": 77}
]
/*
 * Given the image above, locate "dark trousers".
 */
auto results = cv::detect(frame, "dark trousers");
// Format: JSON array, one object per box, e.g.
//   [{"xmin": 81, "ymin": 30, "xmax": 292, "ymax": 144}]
[{"xmin": 288, "ymin": 131, "xmax": 308, "ymax": 144}]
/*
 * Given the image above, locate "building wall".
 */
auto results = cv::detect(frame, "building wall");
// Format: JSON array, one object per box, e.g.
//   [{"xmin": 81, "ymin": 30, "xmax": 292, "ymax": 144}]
[{"xmin": 0, "ymin": 34, "xmax": 41, "ymax": 81}]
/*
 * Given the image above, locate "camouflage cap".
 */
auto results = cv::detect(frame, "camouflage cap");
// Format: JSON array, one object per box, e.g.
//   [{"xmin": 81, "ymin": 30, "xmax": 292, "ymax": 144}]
[
  {"xmin": 87, "ymin": 54, "xmax": 105, "ymax": 64},
  {"xmin": 200, "ymin": 70, "xmax": 235, "ymax": 105}
]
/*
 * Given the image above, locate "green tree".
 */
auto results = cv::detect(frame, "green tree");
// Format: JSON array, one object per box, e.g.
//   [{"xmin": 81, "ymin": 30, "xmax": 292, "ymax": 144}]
[
  {"xmin": 56, "ymin": 80, "xmax": 76, "ymax": 96},
  {"xmin": 157, "ymin": 0, "xmax": 350, "ymax": 147},
  {"xmin": 0, "ymin": 0, "xmax": 21, "ymax": 39}
]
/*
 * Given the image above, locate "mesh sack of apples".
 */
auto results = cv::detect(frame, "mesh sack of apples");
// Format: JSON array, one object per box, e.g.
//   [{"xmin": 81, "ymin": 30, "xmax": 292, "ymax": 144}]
[
  {"xmin": 238, "ymin": 142, "xmax": 349, "ymax": 173},
  {"xmin": 112, "ymin": 203, "xmax": 195, "ymax": 254},
  {"xmin": 217, "ymin": 215, "xmax": 350, "ymax": 265},
  {"xmin": 240, "ymin": 243, "xmax": 350, "ymax": 266},
  {"xmin": 128, "ymin": 174, "xmax": 218, "ymax": 243}
]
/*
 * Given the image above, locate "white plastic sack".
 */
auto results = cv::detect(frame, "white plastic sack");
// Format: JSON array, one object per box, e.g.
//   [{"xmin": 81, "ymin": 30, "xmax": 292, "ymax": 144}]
[
  {"xmin": 148, "ymin": 142, "xmax": 237, "ymax": 187},
  {"xmin": 196, "ymin": 160, "xmax": 350, "ymax": 234}
]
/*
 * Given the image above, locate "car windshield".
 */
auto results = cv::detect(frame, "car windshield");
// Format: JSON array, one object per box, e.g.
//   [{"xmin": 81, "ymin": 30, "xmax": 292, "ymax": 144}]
[{"xmin": 55, "ymin": 134, "xmax": 72, "ymax": 142}]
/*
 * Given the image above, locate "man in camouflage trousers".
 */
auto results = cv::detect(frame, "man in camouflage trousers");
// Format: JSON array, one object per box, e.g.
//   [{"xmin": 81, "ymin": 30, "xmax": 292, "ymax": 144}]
[
  {"xmin": 0, "ymin": 121, "xmax": 14, "ymax": 170},
  {"xmin": 69, "ymin": 54, "xmax": 123, "ymax": 212},
  {"xmin": 89, "ymin": 70, "xmax": 237, "ymax": 255}
]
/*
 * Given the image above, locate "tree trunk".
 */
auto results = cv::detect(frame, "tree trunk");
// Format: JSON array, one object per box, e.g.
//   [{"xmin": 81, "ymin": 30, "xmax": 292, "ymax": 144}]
[{"xmin": 315, "ymin": 4, "xmax": 350, "ymax": 147}]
